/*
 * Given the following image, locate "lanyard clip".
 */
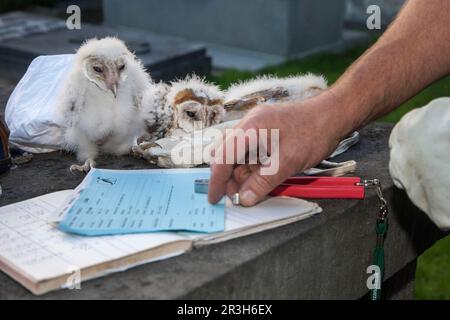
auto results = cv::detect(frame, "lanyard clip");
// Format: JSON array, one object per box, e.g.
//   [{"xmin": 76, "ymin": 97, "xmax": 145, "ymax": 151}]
[
  {"xmin": 358, "ymin": 178, "xmax": 390, "ymax": 301},
  {"xmin": 356, "ymin": 179, "xmax": 389, "ymax": 221}
]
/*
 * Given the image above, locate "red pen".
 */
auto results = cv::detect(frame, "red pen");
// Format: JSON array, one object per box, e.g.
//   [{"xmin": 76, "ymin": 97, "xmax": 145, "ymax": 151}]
[
  {"xmin": 269, "ymin": 176, "xmax": 365, "ymax": 199},
  {"xmin": 194, "ymin": 176, "xmax": 365, "ymax": 200}
]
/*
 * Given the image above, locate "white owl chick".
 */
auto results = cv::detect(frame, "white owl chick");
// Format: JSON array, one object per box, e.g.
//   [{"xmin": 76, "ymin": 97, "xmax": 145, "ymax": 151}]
[
  {"xmin": 134, "ymin": 75, "xmax": 225, "ymax": 159},
  {"xmin": 166, "ymin": 75, "xmax": 225, "ymax": 134},
  {"xmin": 58, "ymin": 37, "xmax": 151, "ymax": 172},
  {"xmin": 141, "ymin": 75, "xmax": 225, "ymax": 139},
  {"xmin": 224, "ymin": 74, "xmax": 327, "ymax": 120}
]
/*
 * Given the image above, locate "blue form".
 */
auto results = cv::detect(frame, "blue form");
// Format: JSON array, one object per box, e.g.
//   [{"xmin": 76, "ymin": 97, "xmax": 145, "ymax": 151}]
[{"xmin": 58, "ymin": 168, "xmax": 225, "ymax": 236}]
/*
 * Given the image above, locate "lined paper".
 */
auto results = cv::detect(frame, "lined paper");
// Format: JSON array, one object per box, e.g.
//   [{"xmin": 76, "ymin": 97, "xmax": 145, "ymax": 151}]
[
  {"xmin": 58, "ymin": 169, "xmax": 225, "ymax": 236},
  {"xmin": 0, "ymin": 191, "xmax": 186, "ymax": 282},
  {"xmin": 0, "ymin": 175, "xmax": 320, "ymax": 294}
]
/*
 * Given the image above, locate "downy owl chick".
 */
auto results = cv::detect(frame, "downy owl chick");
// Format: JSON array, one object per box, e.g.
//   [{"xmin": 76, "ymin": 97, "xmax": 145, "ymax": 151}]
[
  {"xmin": 134, "ymin": 75, "xmax": 225, "ymax": 158},
  {"xmin": 140, "ymin": 75, "xmax": 225, "ymax": 139},
  {"xmin": 224, "ymin": 74, "xmax": 328, "ymax": 120},
  {"xmin": 58, "ymin": 37, "xmax": 151, "ymax": 172},
  {"xmin": 166, "ymin": 75, "xmax": 225, "ymax": 134}
]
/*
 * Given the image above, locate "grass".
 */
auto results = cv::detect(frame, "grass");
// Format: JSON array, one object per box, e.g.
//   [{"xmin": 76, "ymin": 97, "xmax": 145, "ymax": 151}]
[
  {"xmin": 211, "ymin": 41, "xmax": 450, "ymax": 300},
  {"xmin": 415, "ymin": 236, "xmax": 450, "ymax": 300}
]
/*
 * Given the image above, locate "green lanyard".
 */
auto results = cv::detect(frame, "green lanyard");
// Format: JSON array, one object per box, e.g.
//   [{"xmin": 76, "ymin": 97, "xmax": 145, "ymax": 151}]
[{"xmin": 357, "ymin": 179, "xmax": 389, "ymax": 300}]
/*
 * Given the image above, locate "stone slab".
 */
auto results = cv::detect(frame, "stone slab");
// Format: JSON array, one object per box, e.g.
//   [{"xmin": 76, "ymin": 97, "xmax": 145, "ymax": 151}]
[
  {"xmin": 0, "ymin": 122, "xmax": 446, "ymax": 299},
  {"xmin": 0, "ymin": 12, "xmax": 211, "ymax": 82},
  {"xmin": 103, "ymin": 0, "xmax": 346, "ymax": 57}
]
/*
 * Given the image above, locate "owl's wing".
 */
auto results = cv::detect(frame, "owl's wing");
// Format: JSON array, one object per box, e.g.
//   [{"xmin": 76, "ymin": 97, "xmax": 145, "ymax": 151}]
[
  {"xmin": 224, "ymin": 87, "xmax": 289, "ymax": 111},
  {"xmin": 56, "ymin": 72, "xmax": 86, "ymax": 128},
  {"xmin": 139, "ymin": 82, "xmax": 174, "ymax": 142},
  {"xmin": 127, "ymin": 58, "xmax": 153, "ymax": 110}
]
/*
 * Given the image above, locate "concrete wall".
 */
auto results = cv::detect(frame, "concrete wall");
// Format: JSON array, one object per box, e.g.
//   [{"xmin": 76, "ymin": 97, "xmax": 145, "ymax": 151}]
[{"xmin": 103, "ymin": 0, "xmax": 346, "ymax": 57}]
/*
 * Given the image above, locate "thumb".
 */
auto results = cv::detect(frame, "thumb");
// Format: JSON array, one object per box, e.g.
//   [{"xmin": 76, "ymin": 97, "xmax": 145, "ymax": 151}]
[{"xmin": 238, "ymin": 169, "xmax": 288, "ymax": 207}]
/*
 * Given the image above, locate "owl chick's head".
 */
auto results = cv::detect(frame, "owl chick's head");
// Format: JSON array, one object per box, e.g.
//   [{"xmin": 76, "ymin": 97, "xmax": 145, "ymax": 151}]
[
  {"xmin": 167, "ymin": 75, "xmax": 225, "ymax": 132},
  {"xmin": 76, "ymin": 37, "xmax": 136, "ymax": 98}
]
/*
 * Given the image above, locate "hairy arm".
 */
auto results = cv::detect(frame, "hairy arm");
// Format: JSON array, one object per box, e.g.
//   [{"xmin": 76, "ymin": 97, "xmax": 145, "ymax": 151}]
[
  {"xmin": 208, "ymin": 0, "xmax": 450, "ymax": 206},
  {"xmin": 331, "ymin": 0, "xmax": 450, "ymax": 135}
]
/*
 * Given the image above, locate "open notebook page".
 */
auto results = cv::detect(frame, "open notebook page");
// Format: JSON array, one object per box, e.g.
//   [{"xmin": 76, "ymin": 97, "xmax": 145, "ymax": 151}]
[
  {"xmin": 183, "ymin": 196, "xmax": 322, "ymax": 244},
  {"xmin": 224, "ymin": 196, "xmax": 320, "ymax": 230},
  {"xmin": 0, "ymin": 190, "xmax": 321, "ymax": 294},
  {"xmin": 0, "ymin": 191, "xmax": 187, "ymax": 284}
]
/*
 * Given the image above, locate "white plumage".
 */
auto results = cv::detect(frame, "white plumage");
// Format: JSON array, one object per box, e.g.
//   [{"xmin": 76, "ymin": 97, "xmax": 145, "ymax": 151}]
[
  {"xmin": 53, "ymin": 36, "xmax": 327, "ymax": 170},
  {"xmin": 224, "ymin": 74, "xmax": 328, "ymax": 120},
  {"xmin": 58, "ymin": 37, "xmax": 151, "ymax": 172},
  {"xmin": 225, "ymin": 74, "xmax": 327, "ymax": 101},
  {"xmin": 166, "ymin": 75, "xmax": 225, "ymax": 133},
  {"xmin": 133, "ymin": 74, "xmax": 327, "ymax": 166},
  {"xmin": 140, "ymin": 75, "xmax": 225, "ymax": 138},
  {"xmin": 133, "ymin": 75, "xmax": 225, "ymax": 159},
  {"xmin": 139, "ymin": 82, "xmax": 172, "ymax": 143}
]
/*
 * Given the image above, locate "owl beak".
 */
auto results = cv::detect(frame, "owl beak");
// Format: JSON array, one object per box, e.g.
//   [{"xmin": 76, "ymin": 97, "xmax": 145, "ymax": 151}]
[
  {"xmin": 105, "ymin": 72, "xmax": 119, "ymax": 98},
  {"xmin": 109, "ymin": 83, "xmax": 118, "ymax": 98}
]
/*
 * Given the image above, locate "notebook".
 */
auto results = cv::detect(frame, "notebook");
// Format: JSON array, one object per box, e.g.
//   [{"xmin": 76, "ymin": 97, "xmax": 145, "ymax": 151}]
[{"xmin": 0, "ymin": 179, "xmax": 321, "ymax": 295}]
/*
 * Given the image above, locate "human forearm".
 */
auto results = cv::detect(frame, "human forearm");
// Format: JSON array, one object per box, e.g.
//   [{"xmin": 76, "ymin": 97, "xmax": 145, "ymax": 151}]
[
  {"xmin": 208, "ymin": 0, "xmax": 450, "ymax": 206},
  {"xmin": 328, "ymin": 0, "xmax": 450, "ymax": 137}
]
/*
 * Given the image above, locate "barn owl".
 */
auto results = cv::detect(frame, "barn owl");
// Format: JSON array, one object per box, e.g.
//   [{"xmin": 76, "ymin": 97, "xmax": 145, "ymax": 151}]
[
  {"xmin": 133, "ymin": 75, "xmax": 225, "ymax": 156},
  {"xmin": 133, "ymin": 74, "xmax": 328, "ymax": 167},
  {"xmin": 166, "ymin": 75, "xmax": 225, "ymax": 133},
  {"xmin": 58, "ymin": 37, "xmax": 151, "ymax": 172},
  {"xmin": 224, "ymin": 74, "xmax": 328, "ymax": 120}
]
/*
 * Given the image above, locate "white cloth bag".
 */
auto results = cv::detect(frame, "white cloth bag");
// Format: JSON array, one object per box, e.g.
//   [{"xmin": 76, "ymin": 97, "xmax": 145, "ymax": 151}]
[
  {"xmin": 5, "ymin": 54, "xmax": 74, "ymax": 153},
  {"xmin": 389, "ymin": 97, "xmax": 450, "ymax": 230}
]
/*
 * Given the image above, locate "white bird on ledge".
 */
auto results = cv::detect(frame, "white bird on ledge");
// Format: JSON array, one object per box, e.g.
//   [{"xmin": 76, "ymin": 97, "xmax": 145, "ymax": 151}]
[{"xmin": 57, "ymin": 37, "xmax": 152, "ymax": 173}]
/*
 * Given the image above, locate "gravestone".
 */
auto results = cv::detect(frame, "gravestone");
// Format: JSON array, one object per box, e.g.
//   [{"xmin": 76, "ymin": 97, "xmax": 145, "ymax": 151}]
[
  {"xmin": 103, "ymin": 0, "xmax": 346, "ymax": 57},
  {"xmin": 0, "ymin": 12, "xmax": 211, "ymax": 82}
]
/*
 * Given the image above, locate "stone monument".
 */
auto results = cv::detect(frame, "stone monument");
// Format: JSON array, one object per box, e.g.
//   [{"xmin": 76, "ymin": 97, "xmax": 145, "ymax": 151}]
[{"xmin": 0, "ymin": 11, "xmax": 211, "ymax": 81}]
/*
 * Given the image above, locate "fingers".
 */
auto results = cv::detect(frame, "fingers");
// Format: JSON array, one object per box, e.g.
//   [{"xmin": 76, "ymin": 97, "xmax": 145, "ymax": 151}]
[
  {"xmin": 225, "ymin": 177, "xmax": 239, "ymax": 199},
  {"xmin": 208, "ymin": 120, "xmax": 255, "ymax": 204},
  {"xmin": 225, "ymin": 165, "xmax": 254, "ymax": 198},
  {"xmin": 232, "ymin": 164, "xmax": 256, "ymax": 184},
  {"xmin": 207, "ymin": 130, "xmax": 238, "ymax": 204},
  {"xmin": 207, "ymin": 108, "xmax": 276, "ymax": 205},
  {"xmin": 212, "ymin": 123, "xmax": 253, "ymax": 166},
  {"xmin": 238, "ymin": 168, "xmax": 289, "ymax": 207},
  {"xmin": 208, "ymin": 162, "xmax": 234, "ymax": 204}
]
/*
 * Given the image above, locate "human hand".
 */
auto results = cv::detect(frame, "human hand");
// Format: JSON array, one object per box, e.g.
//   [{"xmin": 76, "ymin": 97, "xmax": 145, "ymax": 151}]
[{"xmin": 208, "ymin": 90, "xmax": 349, "ymax": 206}]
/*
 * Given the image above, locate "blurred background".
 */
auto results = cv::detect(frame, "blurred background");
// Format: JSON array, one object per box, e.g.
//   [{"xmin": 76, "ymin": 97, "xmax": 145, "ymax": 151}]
[{"xmin": 0, "ymin": 0, "xmax": 448, "ymax": 299}]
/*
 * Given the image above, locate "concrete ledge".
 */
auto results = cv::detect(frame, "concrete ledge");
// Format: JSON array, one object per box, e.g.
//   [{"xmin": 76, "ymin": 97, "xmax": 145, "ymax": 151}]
[{"xmin": 0, "ymin": 122, "xmax": 446, "ymax": 299}]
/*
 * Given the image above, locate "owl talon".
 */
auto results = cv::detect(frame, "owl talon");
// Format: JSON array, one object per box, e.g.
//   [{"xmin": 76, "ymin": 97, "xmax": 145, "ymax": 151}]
[
  {"xmin": 69, "ymin": 164, "xmax": 85, "ymax": 173},
  {"xmin": 131, "ymin": 145, "xmax": 144, "ymax": 158},
  {"xmin": 131, "ymin": 141, "xmax": 159, "ymax": 159},
  {"xmin": 70, "ymin": 159, "xmax": 96, "ymax": 173},
  {"xmin": 139, "ymin": 141, "xmax": 156, "ymax": 150}
]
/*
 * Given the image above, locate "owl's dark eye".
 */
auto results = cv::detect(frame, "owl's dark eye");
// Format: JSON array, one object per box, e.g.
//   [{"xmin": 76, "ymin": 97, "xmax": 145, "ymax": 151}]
[
  {"xmin": 186, "ymin": 111, "xmax": 196, "ymax": 118},
  {"xmin": 93, "ymin": 66, "xmax": 103, "ymax": 73},
  {"xmin": 118, "ymin": 64, "xmax": 125, "ymax": 71}
]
